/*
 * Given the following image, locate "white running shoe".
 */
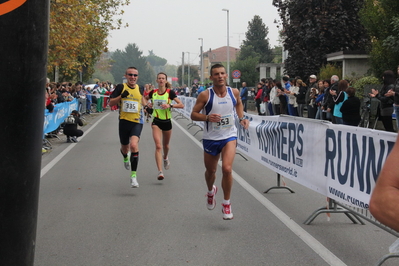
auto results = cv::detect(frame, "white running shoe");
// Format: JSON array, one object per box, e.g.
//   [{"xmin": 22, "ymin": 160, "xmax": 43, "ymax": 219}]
[
  {"xmin": 130, "ymin": 177, "xmax": 139, "ymax": 188},
  {"xmin": 206, "ymin": 185, "xmax": 218, "ymax": 210},
  {"xmin": 157, "ymin": 171, "xmax": 164, "ymax": 180},
  {"xmin": 222, "ymin": 203, "xmax": 233, "ymax": 220},
  {"xmin": 163, "ymin": 158, "xmax": 170, "ymax": 170}
]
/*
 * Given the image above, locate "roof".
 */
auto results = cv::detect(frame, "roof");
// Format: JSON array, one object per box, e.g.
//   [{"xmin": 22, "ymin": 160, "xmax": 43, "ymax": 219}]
[{"xmin": 203, "ymin": 46, "xmax": 240, "ymax": 63}]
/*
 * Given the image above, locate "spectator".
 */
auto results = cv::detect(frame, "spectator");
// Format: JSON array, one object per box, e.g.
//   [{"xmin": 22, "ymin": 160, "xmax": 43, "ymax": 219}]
[
  {"xmin": 266, "ymin": 78, "xmax": 274, "ymax": 115},
  {"xmin": 286, "ymin": 78, "xmax": 299, "ymax": 116},
  {"xmin": 270, "ymin": 80, "xmax": 280, "ymax": 115},
  {"xmin": 63, "ymin": 110, "xmax": 84, "ymax": 143},
  {"xmin": 315, "ymin": 81, "xmax": 325, "ymax": 120},
  {"xmin": 341, "ymin": 87, "xmax": 361, "ymax": 126},
  {"xmin": 296, "ymin": 79, "xmax": 308, "ymax": 117},
  {"xmin": 76, "ymin": 82, "xmax": 87, "ymax": 114},
  {"xmin": 45, "ymin": 84, "xmax": 54, "ymax": 113},
  {"xmin": 92, "ymin": 84, "xmax": 104, "ymax": 113},
  {"xmin": 306, "ymin": 74, "xmax": 318, "ymax": 118},
  {"xmin": 56, "ymin": 83, "xmax": 65, "ymax": 103},
  {"xmin": 62, "ymin": 89, "xmax": 74, "ymax": 102},
  {"xmin": 320, "ymin": 80, "xmax": 331, "ymax": 121},
  {"xmin": 282, "ymin": 76, "xmax": 293, "ymax": 115},
  {"xmin": 240, "ymin": 82, "xmax": 248, "ymax": 112},
  {"xmin": 370, "ymin": 70, "xmax": 395, "ymax": 132},
  {"xmin": 85, "ymin": 86, "xmax": 92, "ymax": 114},
  {"xmin": 276, "ymin": 81, "xmax": 288, "ymax": 114},
  {"xmin": 185, "ymin": 84, "xmax": 190, "ymax": 97},
  {"xmin": 254, "ymin": 82, "xmax": 264, "ymax": 115},
  {"xmin": 330, "ymin": 79, "xmax": 348, "ymax": 124},
  {"xmin": 325, "ymin": 75, "xmax": 339, "ymax": 123}
]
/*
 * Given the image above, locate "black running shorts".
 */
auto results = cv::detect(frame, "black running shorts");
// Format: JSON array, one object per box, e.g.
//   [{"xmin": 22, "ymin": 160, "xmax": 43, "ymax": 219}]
[
  {"xmin": 151, "ymin": 117, "xmax": 172, "ymax": 131},
  {"xmin": 119, "ymin": 119, "xmax": 143, "ymax": 145}
]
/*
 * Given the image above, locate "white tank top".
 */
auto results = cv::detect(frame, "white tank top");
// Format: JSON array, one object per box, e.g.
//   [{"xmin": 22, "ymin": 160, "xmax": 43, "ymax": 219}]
[{"xmin": 202, "ymin": 87, "xmax": 237, "ymax": 140}]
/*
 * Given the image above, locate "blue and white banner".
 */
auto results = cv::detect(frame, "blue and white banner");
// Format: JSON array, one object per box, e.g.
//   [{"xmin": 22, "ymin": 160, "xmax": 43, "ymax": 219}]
[
  {"xmin": 44, "ymin": 99, "xmax": 78, "ymax": 134},
  {"xmin": 176, "ymin": 96, "xmax": 397, "ymax": 209}
]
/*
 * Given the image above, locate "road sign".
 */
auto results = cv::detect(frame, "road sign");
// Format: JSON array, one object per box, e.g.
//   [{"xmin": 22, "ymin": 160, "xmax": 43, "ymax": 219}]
[
  {"xmin": 193, "ymin": 79, "xmax": 198, "ymax": 84},
  {"xmin": 232, "ymin": 70, "xmax": 241, "ymax": 79},
  {"xmin": 233, "ymin": 79, "xmax": 240, "ymax": 83}
]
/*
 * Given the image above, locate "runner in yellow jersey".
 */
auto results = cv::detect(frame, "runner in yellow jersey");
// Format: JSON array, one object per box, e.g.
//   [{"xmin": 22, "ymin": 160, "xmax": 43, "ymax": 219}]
[
  {"xmin": 109, "ymin": 67, "xmax": 149, "ymax": 188},
  {"xmin": 146, "ymin": 72, "xmax": 184, "ymax": 180}
]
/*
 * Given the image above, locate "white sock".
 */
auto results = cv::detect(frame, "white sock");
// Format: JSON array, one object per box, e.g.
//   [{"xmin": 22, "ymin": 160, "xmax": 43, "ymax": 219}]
[{"xmin": 223, "ymin": 199, "xmax": 230, "ymax": 205}]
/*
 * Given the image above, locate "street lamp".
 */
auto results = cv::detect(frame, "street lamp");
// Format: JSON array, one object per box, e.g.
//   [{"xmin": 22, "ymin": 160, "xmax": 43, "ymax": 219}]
[
  {"xmin": 198, "ymin": 38, "xmax": 203, "ymax": 85},
  {"xmin": 222, "ymin": 8, "xmax": 230, "ymax": 85}
]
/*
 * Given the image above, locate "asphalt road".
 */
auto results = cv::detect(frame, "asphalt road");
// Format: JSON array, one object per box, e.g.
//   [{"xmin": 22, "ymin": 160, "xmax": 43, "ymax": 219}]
[{"xmin": 36, "ymin": 110, "xmax": 398, "ymax": 266}]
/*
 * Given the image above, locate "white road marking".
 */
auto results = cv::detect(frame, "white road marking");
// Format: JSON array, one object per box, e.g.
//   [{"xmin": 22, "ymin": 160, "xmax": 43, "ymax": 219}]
[{"xmin": 41, "ymin": 114, "xmax": 110, "ymax": 178}]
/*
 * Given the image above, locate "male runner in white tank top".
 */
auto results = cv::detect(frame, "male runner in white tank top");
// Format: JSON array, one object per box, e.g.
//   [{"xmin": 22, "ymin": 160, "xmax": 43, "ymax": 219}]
[{"xmin": 191, "ymin": 64, "xmax": 249, "ymax": 220}]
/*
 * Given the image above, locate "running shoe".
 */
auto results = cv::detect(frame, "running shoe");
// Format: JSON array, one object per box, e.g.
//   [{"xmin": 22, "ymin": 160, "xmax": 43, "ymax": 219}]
[
  {"xmin": 71, "ymin": 137, "xmax": 78, "ymax": 143},
  {"xmin": 130, "ymin": 176, "xmax": 139, "ymax": 188},
  {"xmin": 157, "ymin": 171, "xmax": 164, "ymax": 180},
  {"xmin": 66, "ymin": 138, "xmax": 72, "ymax": 143},
  {"xmin": 206, "ymin": 185, "xmax": 218, "ymax": 210},
  {"xmin": 124, "ymin": 158, "xmax": 130, "ymax": 170},
  {"xmin": 163, "ymin": 158, "xmax": 170, "ymax": 170},
  {"xmin": 222, "ymin": 203, "xmax": 233, "ymax": 220}
]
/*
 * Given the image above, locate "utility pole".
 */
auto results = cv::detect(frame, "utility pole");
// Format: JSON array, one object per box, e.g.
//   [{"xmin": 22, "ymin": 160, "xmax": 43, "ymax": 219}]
[{"xmin": 182, "ymin": 52, "xmax": 184, "ymax": 87}]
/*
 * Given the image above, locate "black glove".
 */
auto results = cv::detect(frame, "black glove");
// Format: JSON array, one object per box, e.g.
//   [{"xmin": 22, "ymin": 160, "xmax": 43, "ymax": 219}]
[
  {"xmin": 121, "ymin": 90, "xmax": 129, "ymax": 98},
  {"xmin": 144, "ymin": 105, "xmax": 153, "ymax": 115}
]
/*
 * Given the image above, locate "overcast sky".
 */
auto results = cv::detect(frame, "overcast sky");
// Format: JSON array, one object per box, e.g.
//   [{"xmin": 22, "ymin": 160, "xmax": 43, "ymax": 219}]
[{"xmin": 107, "ymin": 0, "xmax": 281, "ymax": 66}]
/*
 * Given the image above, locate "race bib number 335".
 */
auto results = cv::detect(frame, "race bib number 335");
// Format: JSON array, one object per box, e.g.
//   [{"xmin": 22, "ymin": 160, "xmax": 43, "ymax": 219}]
[{"xmin": 122, "ymin": 100, "xmax": 139, "ymax": 113}]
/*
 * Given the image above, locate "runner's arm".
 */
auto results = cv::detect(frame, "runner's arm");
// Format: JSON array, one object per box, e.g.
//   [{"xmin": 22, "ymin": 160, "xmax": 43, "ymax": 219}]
[
  {"xmin": 369, "ymin": 133, "xmax": 399, "ymax": 232},
  {"xmin": 109, "ymin": 84, "xmax": 123, "ymax": 107},
  {"xmin": 190, "ymin": 90, "xmax": 208, "ymax": 121}
]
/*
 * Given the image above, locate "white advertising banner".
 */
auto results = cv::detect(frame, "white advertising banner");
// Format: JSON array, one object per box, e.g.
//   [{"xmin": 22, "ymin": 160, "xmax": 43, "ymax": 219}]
[{"xmin": 175, "ymin": 96, "xmax": 397, "ymax": 209}]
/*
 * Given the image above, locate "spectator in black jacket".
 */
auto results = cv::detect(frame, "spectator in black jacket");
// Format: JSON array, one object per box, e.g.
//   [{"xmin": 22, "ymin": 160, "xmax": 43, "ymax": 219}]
[
  {"xmin": 63, "ymin": 110, "xmax": 84, "ymax": 143},
  {"xmin": 341, "ymin": 87, "xmax": 361, "ymax": 126},
  {"xmin": 324, "ymin": 75, "xmax": 339, "ymax": 123},
  {"xmin": 370, "ymin": 70, "xmax": 395, "ymax": 132}
]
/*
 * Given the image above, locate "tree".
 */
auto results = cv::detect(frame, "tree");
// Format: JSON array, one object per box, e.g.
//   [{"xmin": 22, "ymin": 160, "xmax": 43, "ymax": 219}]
[
  {"xmin": 231, "ymin": 56, "xmax": 260, "ymax": 87},
  {"xmin": 239, "ymin": 15, "xmax": 272, "ymax": 63},
  {"xmin": 271, "ymin": 46, "xmax": 283, "ymax": 64},
  {"xmin": 359, "ymin": 0, "xmax": 399, "ymax": 76},
  {"xmin": 177, "ymin": 65, "xmax": 200, "ymax": 86},
  {"xmin": 233, "ymin": 15, "xmax": 272, "ymax": 86},
  {"xmin": 48, "ymin": 0, "xmax": 129, "ymax": 82},
  {"xmin": 273, "ymin": 0, "xmax": 370, "ymax": 79},
  {"xmin": 110, "ymin": 43, "xmax": 156, "ymax": 85},
  {"xmin": 146, "ymin": 50, "xmax": 168, "ymax": 76},
  {"xmin": 146, "ymin": 50, "xmax": 168, "ymax": 68}
]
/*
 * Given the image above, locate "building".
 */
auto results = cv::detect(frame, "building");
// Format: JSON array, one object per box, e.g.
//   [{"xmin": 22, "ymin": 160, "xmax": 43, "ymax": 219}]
[
  {"xmin": 326, "ymin": 50, "xmax": 370, "ymax": 78},
  {"xmin": 201, "ymin": 46, "xmax": 240, "ymax": 81},
  {"xmin": 256, "ymin": 63, "xmax": 284, "ymax": 81}
]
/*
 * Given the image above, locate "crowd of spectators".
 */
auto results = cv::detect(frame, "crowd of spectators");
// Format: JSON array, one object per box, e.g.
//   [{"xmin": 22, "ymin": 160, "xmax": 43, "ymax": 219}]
[
  {"xmin": 45, "ymin": 79, "xmax": 116, "ymax": 115},
  {"xmin": 246, "ymin": 73, "xmax": 397, "ymax": 132},
  {"xmin": 44, "ymin": 79, "xmax": 117, "ymax": 144}
]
